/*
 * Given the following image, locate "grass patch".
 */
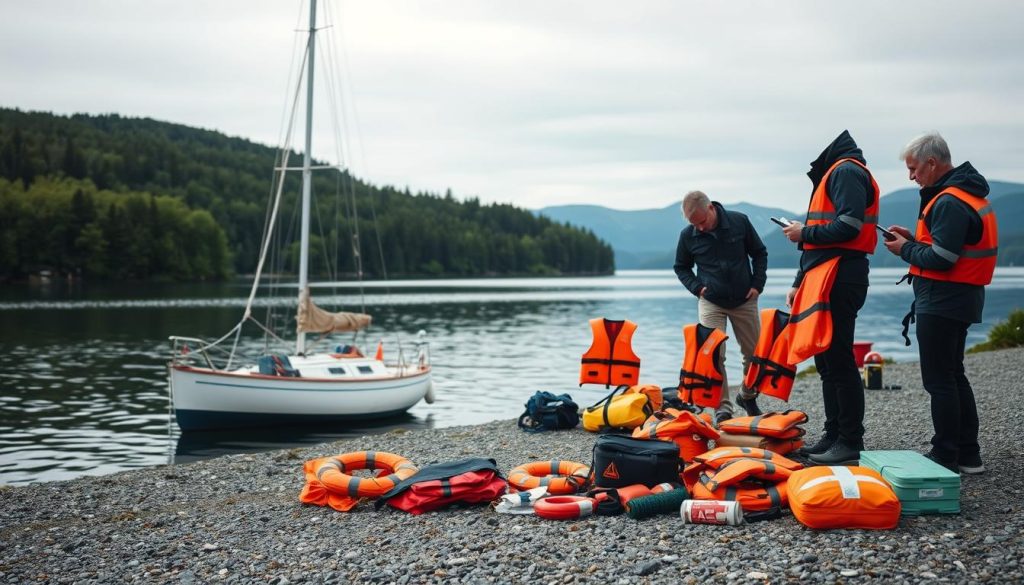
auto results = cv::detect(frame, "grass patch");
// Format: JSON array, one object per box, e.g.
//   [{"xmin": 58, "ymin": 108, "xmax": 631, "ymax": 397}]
[{"xmin": 968, "ymin": 308, "xmax": 1024, "ymax": 353}]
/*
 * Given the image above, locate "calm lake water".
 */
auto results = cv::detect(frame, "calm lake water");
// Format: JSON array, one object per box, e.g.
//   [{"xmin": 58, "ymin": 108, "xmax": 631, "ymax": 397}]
[{"xmin": 1, "ymin": 267, "xmax": 1022, "ymax": 486}]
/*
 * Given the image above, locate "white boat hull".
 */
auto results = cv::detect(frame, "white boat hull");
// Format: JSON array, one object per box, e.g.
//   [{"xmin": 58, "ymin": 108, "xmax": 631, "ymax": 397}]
[{"xmin": 169, "ymin": 364, "xmax": 432, "ymax": 430}]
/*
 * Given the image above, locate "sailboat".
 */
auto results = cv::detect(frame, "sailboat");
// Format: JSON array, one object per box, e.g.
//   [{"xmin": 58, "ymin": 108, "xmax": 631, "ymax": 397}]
[{"xmin": 167, "ymin": 0, "xmax": 433, "ymax": 431}]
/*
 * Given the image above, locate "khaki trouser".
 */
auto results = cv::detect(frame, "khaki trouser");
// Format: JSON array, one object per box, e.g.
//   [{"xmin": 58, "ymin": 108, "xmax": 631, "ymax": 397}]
[{"xmin": 697, "ymin": 295, "xmax": 761, "ymax": 415}]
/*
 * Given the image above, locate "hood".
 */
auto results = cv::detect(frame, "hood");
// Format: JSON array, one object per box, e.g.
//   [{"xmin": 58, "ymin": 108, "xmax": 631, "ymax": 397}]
[
  {"xmin": 924, "ymin": 161, "xmax": 989, "ymax": 201},
  {"xmin": 807, "ymin": 130, "xmax": 866, "ymax": 189}
]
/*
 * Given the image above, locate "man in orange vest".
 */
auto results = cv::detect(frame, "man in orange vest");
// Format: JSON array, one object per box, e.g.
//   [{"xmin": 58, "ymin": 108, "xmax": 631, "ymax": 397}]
[
  {"xmin": 882, "ymin": 133, "xmax": 996, "ymax": 475},
  {"xmin": 782, "ymin": 130, "xmax": 878, "ymax": 465},
  {"xmin": 674, "ymin": 190, "xmax": 768, "ymax": 424}
]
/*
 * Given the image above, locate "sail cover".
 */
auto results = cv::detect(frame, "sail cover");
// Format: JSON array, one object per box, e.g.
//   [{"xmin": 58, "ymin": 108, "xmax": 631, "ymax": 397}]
[{"xmin": 296, "ymin": 287, "xmax": 372, "ymax": 333}]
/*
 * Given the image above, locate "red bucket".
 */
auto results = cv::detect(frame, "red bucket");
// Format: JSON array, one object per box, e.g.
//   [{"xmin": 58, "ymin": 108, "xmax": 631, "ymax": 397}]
[{"xmin": 852, "ymin": 341, "xmax": 874, "ymax": 368}]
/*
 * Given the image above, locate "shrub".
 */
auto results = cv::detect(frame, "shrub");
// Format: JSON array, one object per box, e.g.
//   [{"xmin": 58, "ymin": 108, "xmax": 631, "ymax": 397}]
[{"xmin": 968, "ymin": 308, "xmax": 1024, "ymax": 353}]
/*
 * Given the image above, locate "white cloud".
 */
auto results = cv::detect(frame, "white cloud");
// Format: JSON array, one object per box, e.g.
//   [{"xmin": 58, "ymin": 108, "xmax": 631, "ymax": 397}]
[{"xmin": 2, "ymin": 0, "xmax": 1022, "ymax": 211}]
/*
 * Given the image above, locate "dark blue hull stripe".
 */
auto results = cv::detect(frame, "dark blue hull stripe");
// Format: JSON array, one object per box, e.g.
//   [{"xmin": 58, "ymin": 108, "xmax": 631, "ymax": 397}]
[{"xmin": 175, "ymin": 407, "xmax": 413, "ymax": 431}]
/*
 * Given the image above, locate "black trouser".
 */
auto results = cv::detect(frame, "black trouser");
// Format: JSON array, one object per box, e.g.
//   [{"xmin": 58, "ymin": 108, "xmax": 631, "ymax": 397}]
[
  {"xmin": 915, "ymin": 313, "xmax": 979, "ymax": 463},
  {"xmin": 814, "ymin": 282, "xmax": 867, "ymax": 447}
]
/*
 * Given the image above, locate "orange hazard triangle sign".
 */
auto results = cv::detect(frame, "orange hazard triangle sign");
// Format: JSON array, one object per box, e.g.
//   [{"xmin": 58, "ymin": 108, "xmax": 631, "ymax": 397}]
[{"xmin": 602, "ymin": 462, "xmax": 620, "ymax": 480}]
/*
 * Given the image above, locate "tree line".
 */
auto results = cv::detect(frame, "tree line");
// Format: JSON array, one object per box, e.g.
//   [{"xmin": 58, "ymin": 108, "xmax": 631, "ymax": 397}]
[{"xmin": 0, "ymin": 108, "xmax": 614, "ymax": 281}]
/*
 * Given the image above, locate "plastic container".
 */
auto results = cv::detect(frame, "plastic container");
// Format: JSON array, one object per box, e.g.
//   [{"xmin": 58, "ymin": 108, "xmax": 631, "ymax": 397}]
[
  {"xmin": 852, "ymin": 341, "xmax": 874, "ymax": 368},
  {"xmin": 864, "ymin": 363, "xmax": 883, "ymax": 390},
  {"xmin": 680, "ymin": 500, "xmax": 743, "ymax": 525},
  {"xmin": 859, "ymin": 450, "xmax": 960, "ymax": 515}
]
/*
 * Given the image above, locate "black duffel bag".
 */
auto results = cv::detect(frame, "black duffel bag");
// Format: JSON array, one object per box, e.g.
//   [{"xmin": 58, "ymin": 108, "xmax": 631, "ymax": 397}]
[{"xmin": 590, "ymin": 434, "xmax": 680, "ymax": 489}]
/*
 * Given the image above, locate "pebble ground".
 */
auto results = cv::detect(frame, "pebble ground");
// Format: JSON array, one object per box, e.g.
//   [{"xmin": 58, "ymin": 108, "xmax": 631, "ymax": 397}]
[{"xmin": 2, "ymin": 348, "xmax": 1023, "ymax": 584}]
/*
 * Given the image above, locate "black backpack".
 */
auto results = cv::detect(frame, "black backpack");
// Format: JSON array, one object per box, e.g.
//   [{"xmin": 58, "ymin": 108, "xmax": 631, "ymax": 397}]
[
  {"xmin": 590, "ymin": 434, "xmax": 680, "ymax": 489},
  {"xmin": 517, "ymin": 391, "xmax": 580, "ymax": 432}
]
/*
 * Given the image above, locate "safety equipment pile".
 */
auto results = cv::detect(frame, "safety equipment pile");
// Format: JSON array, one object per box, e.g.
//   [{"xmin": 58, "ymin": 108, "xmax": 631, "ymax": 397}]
[
  {"xmin": 715, "ymin": 410, "xmax": 808, "ymax": 455},
  {"xmin": 299, "ymin": 451, "xmax": 418, "ymax": 512},
  {"xmin": 683, "ymin": 447, "xmax": 803, "ymax": 512},
  {"xmin": 630, "ymin": 407, "xmax": 720, "ymax": 462}
]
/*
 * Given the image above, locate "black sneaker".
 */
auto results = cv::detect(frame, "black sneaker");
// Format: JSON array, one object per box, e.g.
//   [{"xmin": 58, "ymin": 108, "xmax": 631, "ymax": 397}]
[
  {"xmin": 734, "ymin": 394, "xmax": 762, "ymax": 417},
  {"xmin": 801, "ymin": 434, "xmax": 837, "ymax": 456},
  {"xmin": 958, "ymin": 453, "xmax": 985, "ymax": 475},
  {"xmin": 808, "ymin": 441, "xmax": 861, "ymax": 465},
  {"xmin": 714, "ymin": 408, "xmax": 733, "ymax": 427},
  {"xmin": 924, "ymin": 451, "xmax": 960, "ymax": 474}
]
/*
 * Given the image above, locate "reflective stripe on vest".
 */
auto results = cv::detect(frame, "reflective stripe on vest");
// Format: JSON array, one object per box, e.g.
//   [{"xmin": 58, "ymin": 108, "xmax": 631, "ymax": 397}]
[
  {"xmin": 742, "ymin": 308, "xmax": 796, "ymax": 401},
  {"xmin": 785, "ymin": 257, "xmax": 840, "ymax": 365},
  {"xmin": 909, "ymin": 187, "xmax": 998, "ymax": 286},
  {"xmin": 678, "ymin": 323, "xmax": 728, "ymax": 409},
  {"xmin": 803, "ymin": 158, "xmax": 880, "ymax": 254},
  {"xmin": 580, "ymin": 318, "xmax": 642, "ymax": 387}
]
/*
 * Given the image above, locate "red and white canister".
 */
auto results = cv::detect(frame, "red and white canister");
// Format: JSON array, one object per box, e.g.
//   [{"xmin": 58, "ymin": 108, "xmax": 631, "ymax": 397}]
[{"xmin": 680, "ymin": 499, "xmax": 743, "ymax": 525}]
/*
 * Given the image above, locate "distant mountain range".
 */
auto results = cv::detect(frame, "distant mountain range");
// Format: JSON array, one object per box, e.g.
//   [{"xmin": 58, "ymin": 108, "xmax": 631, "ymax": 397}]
[{"xmin": 539, "ymin": 181, "xmax": 1024, "ymax": 269}]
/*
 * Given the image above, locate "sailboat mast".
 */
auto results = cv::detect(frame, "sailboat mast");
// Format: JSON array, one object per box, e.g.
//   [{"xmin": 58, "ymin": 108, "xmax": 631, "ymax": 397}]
[{"xmin": 297, "ymin": 0, "xmax": 318, "ymax": 355}]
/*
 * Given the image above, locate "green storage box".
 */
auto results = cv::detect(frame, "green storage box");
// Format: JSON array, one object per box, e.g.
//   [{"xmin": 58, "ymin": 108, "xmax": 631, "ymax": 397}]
[{"xmin": 859, "ymin": 450, "xmax": 960, "ymax": 515}]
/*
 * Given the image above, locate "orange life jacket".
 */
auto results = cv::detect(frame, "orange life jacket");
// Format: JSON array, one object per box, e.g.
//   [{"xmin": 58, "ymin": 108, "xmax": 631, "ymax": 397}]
[
  {"xmin": 580, "ymin": 318, "xmax": 642, "ymax": 387},
  {"xmin": 742, "ymin": 309, "xmax": 797, "ymax": 401},
  {"xmin": 786, "ymin": 256, "xmax": 840, "ymax": 365},
  {"xmin": 683, "ymin": 447, "xmax": 803, "ymax": 512},
  {"xmin": 717, "ymin": 410, "xmax": 809, "ymax": 439},
  {"xmin": 802, "ymin": 158, "xmax": 880, "ymax": 253},
  {"xmin": 909, "ymin": 187, "xmax": 998, "ymax": 286},
  {"xmin": 632, "ymin": 408, "xmax": 720, "ymax": 462},
  {"xmin": 677, "ymin": 324, "xmax": 728, "ymax": 408}
]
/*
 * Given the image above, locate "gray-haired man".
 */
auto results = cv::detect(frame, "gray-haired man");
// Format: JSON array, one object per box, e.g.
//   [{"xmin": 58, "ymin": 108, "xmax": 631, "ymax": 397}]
[{"xmin": 674, "ymin": 191, "xmax": 768, "ymax": 424}]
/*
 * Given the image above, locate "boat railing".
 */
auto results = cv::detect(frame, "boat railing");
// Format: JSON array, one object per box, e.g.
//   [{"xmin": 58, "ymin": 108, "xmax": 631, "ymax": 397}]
[{"xmin": 168, "ymin": 336, "xmax": 224, "ymax": 370}]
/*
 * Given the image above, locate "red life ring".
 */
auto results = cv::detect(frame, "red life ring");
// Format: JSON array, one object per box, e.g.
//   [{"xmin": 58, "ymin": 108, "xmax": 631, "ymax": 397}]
[{"xmin": 534, "ymin": 496, "xmax": 596, "ymax": 520}]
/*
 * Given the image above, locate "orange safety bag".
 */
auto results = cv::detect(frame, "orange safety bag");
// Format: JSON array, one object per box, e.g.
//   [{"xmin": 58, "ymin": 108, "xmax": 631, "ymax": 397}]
[{"xmin": 788, "ymin": 465, "xmax": 901, "ymax": 530}]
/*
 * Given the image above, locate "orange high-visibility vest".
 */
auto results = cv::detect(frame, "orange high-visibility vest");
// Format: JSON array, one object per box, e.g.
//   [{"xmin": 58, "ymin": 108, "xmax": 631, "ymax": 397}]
[
  {"xmin": 909, "ymin": 187, "xmax": 998, "ymax": 286},
  {"xmin": 742, "ymin": 309, "xmax": 797, "ymax": 401},
  {"xmin": 678, "ymin": 324, "xmax": 728, "ymax": 409},
  {"xmin": 803, "ymin": 158, "xmax": 880, "ymax": 253},
  {"xmin": 580, "ymin": 318, "xmax": 642, "ymax": 387},
  {"xmin": 786, "ymin": 257, "xmax": 840, "ymax": 365}
]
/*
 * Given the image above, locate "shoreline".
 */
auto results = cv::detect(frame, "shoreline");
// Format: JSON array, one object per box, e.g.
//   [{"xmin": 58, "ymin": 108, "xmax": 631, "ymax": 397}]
[{"xmin": 2, "ymin": 347, "xmax": 1023, "ymax": 583}]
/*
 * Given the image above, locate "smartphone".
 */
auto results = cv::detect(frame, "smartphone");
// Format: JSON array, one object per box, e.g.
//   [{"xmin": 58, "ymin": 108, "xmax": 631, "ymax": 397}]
[
  {"xmin": 770, "ymin": 217, "xmax": 792, "ymax": 228},
  {"xmin": 876, "ymin": 225, "xmax": 897, "ymax": 241}
]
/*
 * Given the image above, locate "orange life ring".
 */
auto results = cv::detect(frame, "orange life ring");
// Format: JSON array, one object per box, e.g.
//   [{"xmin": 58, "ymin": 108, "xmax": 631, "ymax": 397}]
[
  {"xmin": 534, "ymin": 496, "xmax": 596, "ymax": 520},
  {"xmin": 300, "ymin": 451, "xmax": 418, "ymax": 512},
  {"xmin": 508, "ymin": 460, "xmax": 590, "ymax": 495}
]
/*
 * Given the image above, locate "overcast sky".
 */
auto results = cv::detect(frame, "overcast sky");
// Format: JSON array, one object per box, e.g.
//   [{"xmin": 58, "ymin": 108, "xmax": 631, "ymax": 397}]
[{"xmin": 3, "ymin": 1, "xmax": 1022, "ymax": 212}]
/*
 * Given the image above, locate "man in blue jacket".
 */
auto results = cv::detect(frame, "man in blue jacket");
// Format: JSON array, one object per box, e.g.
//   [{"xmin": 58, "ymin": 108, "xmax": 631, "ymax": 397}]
[
  {"xmin": 674, "ymin": 190, "xmax": 768, "ymax": 424},
  {"xmin": 883, "ymin": 133, "xmax": 995, "ymax": 475}
]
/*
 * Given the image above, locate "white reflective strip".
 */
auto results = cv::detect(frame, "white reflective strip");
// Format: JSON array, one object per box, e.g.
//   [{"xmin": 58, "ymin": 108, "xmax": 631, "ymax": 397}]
[
  {"xmin": 576, "ymin": 500, "xmax": 594, "ymax": 516},
  {"xmin": 837, "ymin": 214, "xmax": 863, "ymax": 230},
  {"xmin": 932, "ymin": 244, "xmax": 960, "ymax": 263},
  {"xmin": 831, "ymin": 466, "xmax": 861, "ymax": 499},
  {"xmin": 798, "ymin": 468, "xmax": 890, "ymax": 500}
]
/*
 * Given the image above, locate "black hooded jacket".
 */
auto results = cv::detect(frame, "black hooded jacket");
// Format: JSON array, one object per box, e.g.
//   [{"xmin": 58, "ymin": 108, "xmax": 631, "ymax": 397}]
[
  {"xmin": 793, "ymin": 130, "xmax": 876, "ymax": 287},
  {"xmin": 901, "ymin": 161, "xmax": 989, "ymax": 323}
]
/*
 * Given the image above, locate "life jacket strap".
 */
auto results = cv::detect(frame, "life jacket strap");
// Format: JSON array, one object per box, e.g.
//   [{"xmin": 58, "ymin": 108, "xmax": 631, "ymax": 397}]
[
  {"xmin": 581, "ymin": 358, "xmax": 642, "ymax": 367},
  {"xmin": 679, "ymin": 369, "xmax": 723, "ymax": 390},
  {"xmin": 900, "ymin": 299, "xmax": 916, "ymax": 347}
]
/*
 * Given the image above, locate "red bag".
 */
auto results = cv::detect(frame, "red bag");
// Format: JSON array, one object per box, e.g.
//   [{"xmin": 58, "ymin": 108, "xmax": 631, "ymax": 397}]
[{"xmin": 376, "ymin": 458, "xmax": 507, "ymax": 515}]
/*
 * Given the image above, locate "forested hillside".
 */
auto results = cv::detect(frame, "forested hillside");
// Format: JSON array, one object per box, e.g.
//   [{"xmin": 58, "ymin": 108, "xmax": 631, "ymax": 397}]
[{"xmin": 0, "ymin": 108, "xmax": 614, "ymax": 281}]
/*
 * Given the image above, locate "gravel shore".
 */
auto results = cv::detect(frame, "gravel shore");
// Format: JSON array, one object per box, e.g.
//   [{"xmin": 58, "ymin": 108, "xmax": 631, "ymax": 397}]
[{"xmin": 3, "ymin": 347, "xmax": 1023, "ymax": 584}]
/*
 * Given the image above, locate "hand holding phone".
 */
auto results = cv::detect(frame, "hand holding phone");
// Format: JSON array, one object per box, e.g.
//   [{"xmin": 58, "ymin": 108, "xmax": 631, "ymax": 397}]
[
  {"xmin": 876, "ymin": 225, "xmax": 897, "ymax": 241},
  {"xmin": 770, "ymin": 217, "xmax": 792, "ymax": 228}
]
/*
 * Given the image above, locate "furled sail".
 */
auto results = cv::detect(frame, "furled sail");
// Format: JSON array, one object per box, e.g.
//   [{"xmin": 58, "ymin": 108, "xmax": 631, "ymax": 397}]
[{"xmin": 296, "ymin": 287, "xmax": 371, "ymax": 334}]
